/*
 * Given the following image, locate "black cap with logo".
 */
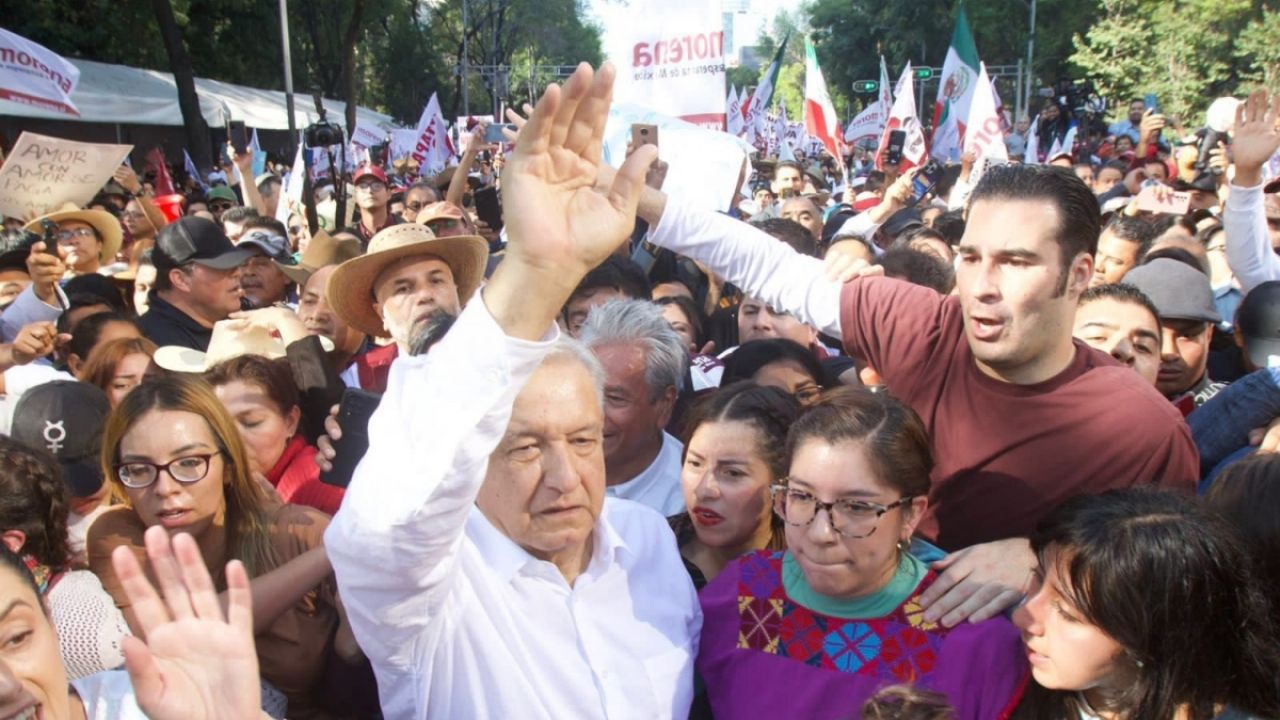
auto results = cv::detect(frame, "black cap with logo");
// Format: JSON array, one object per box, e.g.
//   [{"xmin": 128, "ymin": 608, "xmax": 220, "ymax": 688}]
[
  {"xmin": 154, "ymin": 217, "xmax": 254, "ymax": 273},
  {"xmin": 10, "ymin": 381, "xmax": 112, "ymax": 498},
  {"xmin": 1238, "ymin": 281, "xmax": 1280, "ymax": 369}
]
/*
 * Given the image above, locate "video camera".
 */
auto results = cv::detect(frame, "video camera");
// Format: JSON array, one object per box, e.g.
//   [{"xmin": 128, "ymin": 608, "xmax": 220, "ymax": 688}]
[
  {"xmin": 301, "ymin": 93, "xmax": 348, "ymax": 236},
  {"xmin": 1039, "ymin": 79, "xmax": 1107, "ymax": 119}
]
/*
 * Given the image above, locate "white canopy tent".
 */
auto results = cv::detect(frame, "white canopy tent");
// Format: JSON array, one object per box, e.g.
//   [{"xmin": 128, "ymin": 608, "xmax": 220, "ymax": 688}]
[{"xmin": 0, "ymin": 58, "xmax": 397, "ymax": 131}]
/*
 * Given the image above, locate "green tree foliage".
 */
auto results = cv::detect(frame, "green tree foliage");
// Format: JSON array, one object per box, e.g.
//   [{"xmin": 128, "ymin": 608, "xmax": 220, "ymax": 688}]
[
  {"xmin": 6, "ymin": 0, "xmax": 602, "ymax": 127},
  {"xmin": 804, "ymin": 0, "xmax": 1094, "ymax": 116},
  {"xmin": 1070, "ymin": 0, "xmax": 1270, "ymax": 123}
]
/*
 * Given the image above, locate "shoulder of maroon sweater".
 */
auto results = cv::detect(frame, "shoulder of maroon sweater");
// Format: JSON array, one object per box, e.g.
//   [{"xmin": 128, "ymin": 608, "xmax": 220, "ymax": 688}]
[{"xmin": 1075, "ymin": 350, "xmax": 1188, "ymax": 427}]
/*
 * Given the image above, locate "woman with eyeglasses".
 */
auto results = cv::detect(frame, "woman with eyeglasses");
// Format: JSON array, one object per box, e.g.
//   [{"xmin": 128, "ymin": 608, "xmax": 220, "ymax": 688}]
[
  {"xmin": 85, "ymin": 374, "xmax": 358, "ymax": 719},
  {"xmin": 696, "ymin": 387, "xmax": 1026, "ymax": 719}
]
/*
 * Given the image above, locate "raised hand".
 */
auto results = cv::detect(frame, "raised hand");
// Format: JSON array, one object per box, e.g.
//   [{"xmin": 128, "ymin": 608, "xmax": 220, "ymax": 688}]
[
  {"xmin": 499, "ymin": 62, "xmax": 656, "ymax": 278},
  {"xmin": 8, "ymin": 321, "xmax": 63, "ymax": 365},
  {"xmin": 1232, "ymin": 89, "xmax": 1280, "ymax": 187},
  {"xmin": 113, "ymin": 527, "xmax": 264, "ymax": 720},
  {"xmin": 115, "ymin": 164, "xmax": 144, "ymax": 195}
]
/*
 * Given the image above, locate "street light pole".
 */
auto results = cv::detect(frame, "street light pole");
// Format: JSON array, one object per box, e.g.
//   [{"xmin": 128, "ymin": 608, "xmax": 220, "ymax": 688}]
[
  {"xmin": 461, "ymin": 0, "xmax": 470, "ymax": 116},
  {"xmin": 279, "ymin": 0, "xmax": 297, "ymax": 150},
  {"xmin": 1024, "ymin": 0, "xmax": 1036, "ymax": 120}
]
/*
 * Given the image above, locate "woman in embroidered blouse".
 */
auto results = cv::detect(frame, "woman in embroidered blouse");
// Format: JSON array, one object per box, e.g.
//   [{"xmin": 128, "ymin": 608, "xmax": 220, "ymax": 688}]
[
  {"xmin": 1011, "ymin": 488, "xmax": 1280, "ymax": 720},
  {"xmin": 697, "ymin": 387, "xmax": 1027, "ymax": 720}
]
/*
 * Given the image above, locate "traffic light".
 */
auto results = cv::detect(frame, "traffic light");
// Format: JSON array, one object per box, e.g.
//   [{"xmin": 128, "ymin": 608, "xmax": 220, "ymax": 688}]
[
  {"xmin": 852, "ymin": 80, "xmax": 879, "ymax": 93},
  {"xmin": 914, "ymin": 67, "xmax": 935, "ymax": 80}
]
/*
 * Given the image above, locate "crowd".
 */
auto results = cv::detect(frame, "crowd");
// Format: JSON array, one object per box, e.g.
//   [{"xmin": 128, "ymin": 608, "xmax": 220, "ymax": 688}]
[{"xmin": 0, "ymin": 61, "xmax": 1279, "ymax": 720}]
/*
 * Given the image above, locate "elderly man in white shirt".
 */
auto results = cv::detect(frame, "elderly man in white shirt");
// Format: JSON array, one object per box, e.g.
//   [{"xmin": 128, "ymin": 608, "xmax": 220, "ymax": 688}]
[{"xmin": 325, "ymin": 63, "xmax": 701, "ymax": 720}]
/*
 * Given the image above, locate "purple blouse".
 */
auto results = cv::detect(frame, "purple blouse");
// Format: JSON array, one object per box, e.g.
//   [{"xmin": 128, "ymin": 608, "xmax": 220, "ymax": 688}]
[{"xmin": 697, "ymin": 551, "xmax": 1030, "ymax": 720}]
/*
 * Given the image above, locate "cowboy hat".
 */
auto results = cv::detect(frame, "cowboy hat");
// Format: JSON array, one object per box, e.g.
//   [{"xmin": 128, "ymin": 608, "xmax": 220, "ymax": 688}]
[
  {"xmin": 276, "ymin": 229, "xmax": 363, "ymax": 286},
  {"xmin": 326, "ymin": 223, "xmax": 488, "ymax": 338},
  {"xmin": 23, "ymin": 203, "xmax": 123, "ymax": 264},
  {"xmin": 154, "ymin": 317, "xmax": 334, "ymax": 372}
]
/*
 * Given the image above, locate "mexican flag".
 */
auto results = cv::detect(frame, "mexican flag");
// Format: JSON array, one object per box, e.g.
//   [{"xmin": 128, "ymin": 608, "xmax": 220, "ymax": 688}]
[
  {"xmin": 803, "ymin": 37, "xmax": 842, "ymax": 159},
  {"xmin": 743, "ymin": 32, "xmax": 790, "ymax": 139},
  {"xmin": 931, "ymin": 8, "xmax": 980, "ymax": 160},
  {"xmin": 726, "ymin": 85, "xmax": 744, "ymax": 136}
]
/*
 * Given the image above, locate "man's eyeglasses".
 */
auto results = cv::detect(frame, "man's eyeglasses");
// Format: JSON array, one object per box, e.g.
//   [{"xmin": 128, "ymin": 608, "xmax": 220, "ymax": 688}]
[
  {"xmin": 356, "ymin": 181, "xmax": 387, "ymax": 192},
  {"xmin": 405, "ymin": 201, "xmax": 425, "ymax": 211},
  {"xmin": 427, "ymin": 218, "xmax": 461, "ymax": 232},
  {"xmin": 114, "ymin": 452, "xmax": 222, "ymax": 489},
  {"xmin": 771, "ymin": 484, "xmax": 914, "ymax": 539},
  {"xmin": 55, "ymin": 228, "xmax": 97, "ymax": 242}
]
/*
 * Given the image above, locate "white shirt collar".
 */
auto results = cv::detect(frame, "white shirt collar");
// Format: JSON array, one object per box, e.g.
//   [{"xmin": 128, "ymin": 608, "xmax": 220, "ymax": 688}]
[{"xmin": 465, "ymin": 502, "xmax": 634, "ymax": 585}]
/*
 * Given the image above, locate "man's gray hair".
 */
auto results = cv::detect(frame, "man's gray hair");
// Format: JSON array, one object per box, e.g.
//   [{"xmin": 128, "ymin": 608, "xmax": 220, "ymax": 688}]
[
  {"xmin": 544, "ymin": 334, "xmax": 608, "ymax": 404},
  {"xmin": 578, "ymin": 299, "xmax": 687, "ymax": 397}
]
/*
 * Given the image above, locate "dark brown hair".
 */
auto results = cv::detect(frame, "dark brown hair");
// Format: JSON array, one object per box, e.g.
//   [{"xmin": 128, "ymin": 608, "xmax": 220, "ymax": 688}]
[
  {"xmin": 786, "ymin": 387, "xmax": 933, "ymax": 498},
  {"xmin": 682, "ymin": 382, "xmax": 800, "ymax": 551},
  {"xmin": 204, "ymin": 354, "xmax": 299, "ymax": 416},
  {"xmin": 1205, "ymin": 453, "xmax": 1280, "ymax": 625},
  {"xmin": 1014, "ymin": 488, "xmax": 1280, "ymax": 719},
  {"xmin": 0, "ymin": 437, "xmax": 71, "ymax": 571}
]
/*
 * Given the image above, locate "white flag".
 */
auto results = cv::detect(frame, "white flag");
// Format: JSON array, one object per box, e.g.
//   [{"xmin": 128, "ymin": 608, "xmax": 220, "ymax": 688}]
[
  {"xmin": 962, "ymin": 63, "xmax": 1008, "ymax": 185},
  {"xmin": 876, "ymin": 63, "xmax": 927, "ymax": 171},
  {"xmin": 726, "ymin": 85, "xmax": 744, "ymax": 136},
  {"xmin": 277, "ymin": 143, "xmax": 305, "ymax": 224},
  {"xmin": 0, "ymin": 29, "xmax": 81, "ymax": 116}
]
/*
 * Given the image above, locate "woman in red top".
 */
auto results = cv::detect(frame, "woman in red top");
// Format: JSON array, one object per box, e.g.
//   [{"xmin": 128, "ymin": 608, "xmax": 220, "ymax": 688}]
[{"xmin": 206, "ymin": 354, "xmax": 345, "ymax": 516}]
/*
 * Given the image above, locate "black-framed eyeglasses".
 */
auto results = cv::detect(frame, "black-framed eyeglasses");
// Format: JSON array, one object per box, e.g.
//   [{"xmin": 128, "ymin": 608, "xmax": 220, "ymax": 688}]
[
  {"xmin": 771, "ymin": 483, "xmax": 914, "ymax": 539},
  {"xmin": 356, "ymin": 181, "xmax": 386, "ymax": 192},
  {"xmin": 114, "ymin": 453, "xmax": 221, "ymax": 489}
]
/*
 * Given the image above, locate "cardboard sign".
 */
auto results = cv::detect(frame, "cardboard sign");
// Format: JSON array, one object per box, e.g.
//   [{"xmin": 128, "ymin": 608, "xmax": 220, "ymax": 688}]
[
  {"xmin": 609, "ymin": 0, "xmax": 726, "ymax": 129},
  {"xmin": 1135, "ymin": 185, "xmax": 1191, "ymax": 215},
  {"xmin": 0, "ymin": 132, "xmax": 131, "ymax": 219}
]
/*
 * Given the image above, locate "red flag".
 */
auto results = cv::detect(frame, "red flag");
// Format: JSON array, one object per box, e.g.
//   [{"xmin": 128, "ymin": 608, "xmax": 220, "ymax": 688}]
[{"xmin": 146, "ymin": 147, "xmax": 176, "ymax": 196}]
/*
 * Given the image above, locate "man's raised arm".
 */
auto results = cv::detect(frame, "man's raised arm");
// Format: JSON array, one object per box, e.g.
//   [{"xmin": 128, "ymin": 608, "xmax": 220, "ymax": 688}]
[{"xmin": 324, "ymin": 61, "xmax": 655, "ymax": 677}]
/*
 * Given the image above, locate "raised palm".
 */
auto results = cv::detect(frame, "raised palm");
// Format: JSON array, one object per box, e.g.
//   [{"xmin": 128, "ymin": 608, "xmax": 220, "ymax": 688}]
[
  {"xmin": 500, "ymin": 62, "xmax": 657, "ymax": 277},
  {"xmin": 1233, "ymin": 89, "xmax": 1280, "ymax": 173},
  {"xmin": 114, "ymin": 528, "xmax": 263, "ymax": 720}
]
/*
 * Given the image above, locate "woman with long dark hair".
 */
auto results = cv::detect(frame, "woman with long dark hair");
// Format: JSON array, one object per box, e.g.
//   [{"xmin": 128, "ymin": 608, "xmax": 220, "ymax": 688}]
[{"xmin": 1012, "ymin": 488, "xmax": 1280, "ymax": 719}]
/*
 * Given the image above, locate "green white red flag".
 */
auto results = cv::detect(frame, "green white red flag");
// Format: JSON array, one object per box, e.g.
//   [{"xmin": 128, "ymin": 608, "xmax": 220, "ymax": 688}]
[
  {"xmin": 803, "ymin": 38, "xmax": 841, "ymax": 158},
  {"xmin": 931, "ymin": 8, "xmax": 981, "ymax": 160}
]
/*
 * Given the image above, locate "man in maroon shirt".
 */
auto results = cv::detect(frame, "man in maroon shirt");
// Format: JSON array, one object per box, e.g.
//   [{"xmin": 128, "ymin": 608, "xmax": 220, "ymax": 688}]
[{"xmin": 636, "ymin": 163, "xmax": 1198, "ymax": 627}]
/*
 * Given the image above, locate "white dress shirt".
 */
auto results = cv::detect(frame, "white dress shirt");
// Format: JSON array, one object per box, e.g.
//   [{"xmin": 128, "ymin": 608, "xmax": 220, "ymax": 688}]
[
  {"xmin": 326, "ymin": 298, "xmax": 701, "ymax": 720},
  {"xmin": 605, "ymin": 431, "xmax": 685, "ymax": 516}
]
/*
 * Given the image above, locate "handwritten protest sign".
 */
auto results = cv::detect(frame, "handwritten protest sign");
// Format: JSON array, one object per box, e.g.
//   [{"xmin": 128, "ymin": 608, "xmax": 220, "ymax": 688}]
[{"xmin": 0, "ymin": 132, "xmax": 131, "ymax": 219}]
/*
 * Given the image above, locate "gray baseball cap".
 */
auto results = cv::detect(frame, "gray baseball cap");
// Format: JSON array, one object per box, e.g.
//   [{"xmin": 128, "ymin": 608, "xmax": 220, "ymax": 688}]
[{"xmin": 1122, "ymin": 258, "xmax": 1221, "ymax": 324}]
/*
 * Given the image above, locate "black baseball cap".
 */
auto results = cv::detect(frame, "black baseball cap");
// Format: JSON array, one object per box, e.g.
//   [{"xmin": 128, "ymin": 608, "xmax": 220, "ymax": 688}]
[
  {"xmin": 881, "ymin": 208, "xmax": 924, "ymax": 240},
  {"xmin": 1238, "ymin": 281, "xmax": 1280, "ymax": 369},
  {"xmin": 154, "ymin": 217, "xmax": 253, "ymax": 272},
  {"xmin": 10, "ymin": 381, "xmax": 112, "ymax": 498}
]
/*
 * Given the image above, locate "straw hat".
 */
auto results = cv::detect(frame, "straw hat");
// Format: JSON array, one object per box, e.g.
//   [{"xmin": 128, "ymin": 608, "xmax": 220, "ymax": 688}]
[
  {"xmin": 276, "ymin": 229, "xmax": 363, "ymax": 286},
  {"xmin": 23, "ymin": 203, "xmax": 123, "ymax": 264},
  {"xmin": 154, "ymin": 318, "xmax": 333, "ymax": 372},
  {"xmin": 326, "ymin": 223, "xmax": 487, "ymax": 338}
]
